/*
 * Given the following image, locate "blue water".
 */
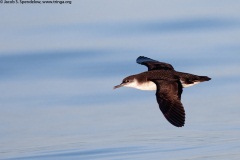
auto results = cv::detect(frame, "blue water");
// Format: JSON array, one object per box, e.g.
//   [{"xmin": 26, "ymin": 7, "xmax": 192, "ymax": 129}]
[{"xmin": 1, "ymin": 1, "xmax": 240, "ymax": 159}]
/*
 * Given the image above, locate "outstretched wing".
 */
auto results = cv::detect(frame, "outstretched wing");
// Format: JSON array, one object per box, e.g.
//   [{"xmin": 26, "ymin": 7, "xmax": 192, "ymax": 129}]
[
  {"xmin": 136, "ymin": 56, "xmax": 174, "ymax": 71},
  {"xmin": 152, "ymin": 80, "xmax": 185, "ymax": 127}
]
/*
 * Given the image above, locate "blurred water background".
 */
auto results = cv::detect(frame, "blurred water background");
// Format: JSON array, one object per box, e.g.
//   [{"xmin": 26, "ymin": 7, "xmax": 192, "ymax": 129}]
[{"xmin": 0, "ymin": 1, "xmax": 240, "ymax": 159}]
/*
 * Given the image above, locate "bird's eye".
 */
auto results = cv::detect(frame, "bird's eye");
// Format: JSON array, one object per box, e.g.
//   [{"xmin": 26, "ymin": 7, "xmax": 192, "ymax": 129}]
[{"xmin": 125, "ymin": 80, "xmax": 129, "ymax": 83}]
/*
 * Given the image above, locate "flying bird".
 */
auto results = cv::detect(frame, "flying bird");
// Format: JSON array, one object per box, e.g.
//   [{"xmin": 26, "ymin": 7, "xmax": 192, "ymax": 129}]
[{"xmin": 114, "ymin": 56, "xmax": 211, "ymax": 127}]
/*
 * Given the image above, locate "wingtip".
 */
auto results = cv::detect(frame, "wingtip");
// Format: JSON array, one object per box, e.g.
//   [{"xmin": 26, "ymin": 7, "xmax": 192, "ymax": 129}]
[
  {"xmin": 176, "ymin": 123, "xmax": 185, "ymax": 127},
  {"xmin": 170, "ymin": 120, "xmax": 185, "ymax": 127},
  {"xmin": 164, "ymin": 113, "xmax": 185, "ymax": 128},
  {"xmin": 171, "ymin": 121, "xmax": 185, "ymax": 127},
  {"xmin": 136, "ymin": 56, "xmax": 155, "ymax": 64},
  {"xmin": 136, "ymin": 56, "xmax": 145, "ymax": 63}
]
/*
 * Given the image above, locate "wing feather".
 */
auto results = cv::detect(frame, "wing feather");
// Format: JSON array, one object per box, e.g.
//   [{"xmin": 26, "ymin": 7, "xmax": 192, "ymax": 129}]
[
  {"xmin": 137, "ymin": 56, "xmax": 174, "ymax": 71},
  {"xmin": 152, "ymin": 80, "xmax": 185, "ymax": 127}
]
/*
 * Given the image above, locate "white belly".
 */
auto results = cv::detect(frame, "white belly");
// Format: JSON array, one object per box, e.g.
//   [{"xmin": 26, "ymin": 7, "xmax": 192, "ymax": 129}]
[
  {"xmin": 124, "ymin": 79, "xmax": 156, "ymax": 90},
  {"xmin": 135, "ymin": 81, "xmax": 157, "ymax": 90}
]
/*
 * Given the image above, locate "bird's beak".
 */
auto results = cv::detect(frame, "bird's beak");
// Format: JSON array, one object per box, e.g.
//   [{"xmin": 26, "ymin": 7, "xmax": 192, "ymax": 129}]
[{"xmin": 113, "ymin": 83, "xmax": 124, "ymax": 89}]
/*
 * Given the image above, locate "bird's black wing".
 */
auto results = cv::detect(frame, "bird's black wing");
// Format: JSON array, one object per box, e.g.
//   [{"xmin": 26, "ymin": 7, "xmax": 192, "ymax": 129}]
[
  {"xmin": 136, "ymin": 56, "xmax": 174, "ymax": 71},
  {"xmin": 152, "ymin": 80, "xmax": 185, "ymax": 127}
]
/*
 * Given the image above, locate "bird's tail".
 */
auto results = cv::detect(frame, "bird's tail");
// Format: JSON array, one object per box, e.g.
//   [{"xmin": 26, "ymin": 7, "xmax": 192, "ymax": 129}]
[
  {"xmin": 198, "ymin": 76, "xmax": 211, "ymax": 82},
  {"xmin": 180, "ymin": 75, "xmax": 211, "ymax": 88}
]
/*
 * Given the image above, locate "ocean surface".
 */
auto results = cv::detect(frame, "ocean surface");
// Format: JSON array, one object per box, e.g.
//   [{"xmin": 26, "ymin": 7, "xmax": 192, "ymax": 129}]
[{"xmin": 0, "ymin": 1, "xmax": 240, "ymax": 159}]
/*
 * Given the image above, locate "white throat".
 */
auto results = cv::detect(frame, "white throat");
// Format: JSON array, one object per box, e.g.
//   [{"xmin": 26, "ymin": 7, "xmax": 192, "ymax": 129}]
[{"xmin": 124, "ymin": 79, "xmax": 156, "ymax": 91}]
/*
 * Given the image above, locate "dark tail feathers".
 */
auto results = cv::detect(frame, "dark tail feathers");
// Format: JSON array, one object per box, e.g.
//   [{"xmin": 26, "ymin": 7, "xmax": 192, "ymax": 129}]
[{"xmin": 198, "ymin": 76, "xmax": 211, "ymax": 82}]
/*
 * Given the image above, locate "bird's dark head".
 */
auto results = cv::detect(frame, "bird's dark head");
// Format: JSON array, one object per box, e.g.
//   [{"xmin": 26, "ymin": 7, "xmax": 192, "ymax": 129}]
[{"xmin": 113, "ymin": 75, "xmax": 136, "ymax": 89}]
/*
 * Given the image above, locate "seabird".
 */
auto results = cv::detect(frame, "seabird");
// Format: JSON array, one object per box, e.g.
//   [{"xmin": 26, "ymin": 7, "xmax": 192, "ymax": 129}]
[{"xmin": 114, "ymin": 56, "xmax": 211, "ymax": 127}]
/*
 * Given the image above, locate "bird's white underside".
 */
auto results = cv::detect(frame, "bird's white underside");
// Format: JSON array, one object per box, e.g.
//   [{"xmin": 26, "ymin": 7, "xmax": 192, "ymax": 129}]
[
  {"xmin": 180, "ymin": 80, "xmax": 200, "ymax": 87},
  {"xmin": 124, "ymin": 79, "xmax": 156, "ymax": 90},
  {"xmin": 124, "ymin": 79, "xmax": 200, "ymax": 90}
]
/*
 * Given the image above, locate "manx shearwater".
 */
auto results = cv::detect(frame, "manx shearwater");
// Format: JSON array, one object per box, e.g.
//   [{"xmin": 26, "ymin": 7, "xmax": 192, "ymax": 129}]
[{"xmin": 114, "ymin": 56, "xmax": 211, "ymax": 127}]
